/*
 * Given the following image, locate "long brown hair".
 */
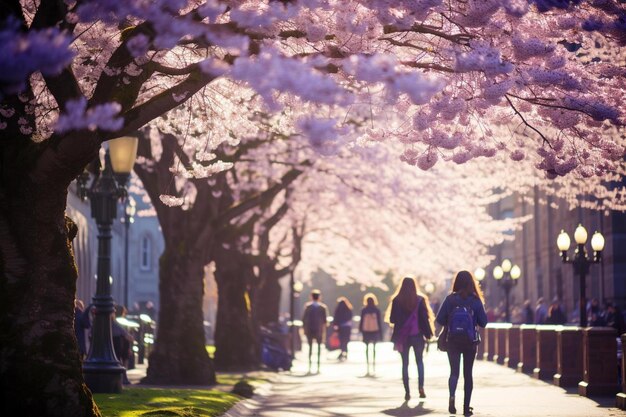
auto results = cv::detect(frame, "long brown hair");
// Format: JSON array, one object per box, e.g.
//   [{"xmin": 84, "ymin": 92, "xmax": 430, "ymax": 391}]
[
  {"xmin": 452, "ymin": 270, "xmax": 485, "ymax": 303},
  {"xmin": 393, "ymin": 277, "xmax": 419, "ymax": 312},
  {"xmin": 387, "ymin": 276, "xmax": 435, "ymax": 332}
]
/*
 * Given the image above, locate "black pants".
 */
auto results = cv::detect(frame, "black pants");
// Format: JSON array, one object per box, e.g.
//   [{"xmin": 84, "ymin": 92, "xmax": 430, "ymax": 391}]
[
  {"xmin": 447, "ymin": 344, "xmax": 477, "ymax": 409},
  {"xmin": 338, "ymin": 326, "xmax": 351, "ymax": 354}
]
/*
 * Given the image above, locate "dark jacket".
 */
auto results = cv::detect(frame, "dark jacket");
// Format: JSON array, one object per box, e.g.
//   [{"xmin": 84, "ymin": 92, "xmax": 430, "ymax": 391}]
[
  {"xmin": 390, "ymin": 295, "xmax": 434, "ymax": 342},
  {"xmin": 332, "ymin": 303, "xmax": 353, "ymax": 328},
  {"xmin": 302, "ymin": 301, "xmax": 328, "ymax": 338},
  {"xmin": 436, "ymin": 293, "xmax": 488, "ymax": 329}
]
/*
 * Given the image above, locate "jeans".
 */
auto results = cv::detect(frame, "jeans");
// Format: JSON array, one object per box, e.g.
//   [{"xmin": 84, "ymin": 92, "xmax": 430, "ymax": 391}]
[
  {"xmin": 400, "ymin": 335, "xmax": 426, "ymax": 395},
  {"xmin": 447, "ymin": 345, "xmax": 477, "ymax": 408}
]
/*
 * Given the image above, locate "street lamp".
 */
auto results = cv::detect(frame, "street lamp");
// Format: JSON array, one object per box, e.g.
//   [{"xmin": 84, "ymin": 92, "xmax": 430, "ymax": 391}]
[
  {"xmin": 289, "ymin": 272, "xmax": 303, "ymax": 358},
  {"xmin": 80, "ymin": 136, "xmax": 138, "ymax": 393},
  {"xmin": 557, "ymin": 225, "xmax": 604, "ymax": 327},
  {"xmin": 493, "ymin": 259, "xmax": 521, "ymax": 322},
  {"xmin": 123, "ymin": 196, "xmax": 136, "ymax": 308}
]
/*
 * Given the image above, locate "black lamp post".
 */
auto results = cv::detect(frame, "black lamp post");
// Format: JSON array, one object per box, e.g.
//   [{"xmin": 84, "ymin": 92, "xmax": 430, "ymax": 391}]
[
  {"xmin": 81, "ymin": 136, "xmax": 138, "ymax": 393},
  {"xmin": 289, "ymin": 271, "xmax": 303, "ymax": 358},
  {"xmin": 123, "ymin": 196, "xmax": 136, "ymax": 308},
  {"xmin": 492, "ymin": 259, "xmax": 521, "ymax": 322},
  {"xmin": 557, "ymin": 225, "xmax": 605, "ymax": 328}
]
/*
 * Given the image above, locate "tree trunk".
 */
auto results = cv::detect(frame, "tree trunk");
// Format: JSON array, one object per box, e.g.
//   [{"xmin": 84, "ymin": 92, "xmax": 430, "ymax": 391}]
[
  {"xmin": 213, "ymin": 247, "xmax": 259, "ymax": 371},
  {"xmin": 0, "ymin": 181, "xmax": 100, "ymax": 416},
  {"xmin": 143, "ymin": 242, "xmax": 216, "ymax": 384},
  {"xmin": 252, "ymin": 264, "xmax": 283, "ymax": 326}
]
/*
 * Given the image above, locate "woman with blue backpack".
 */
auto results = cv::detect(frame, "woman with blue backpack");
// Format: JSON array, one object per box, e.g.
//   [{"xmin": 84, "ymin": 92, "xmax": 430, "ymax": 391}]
[
  {"xmin": 436, "ymin": 270, "xmax": 488, "ymax": 417},
  {"xmin": 389, "ymin": 276, "xmax": 435, "ymax": 401}
]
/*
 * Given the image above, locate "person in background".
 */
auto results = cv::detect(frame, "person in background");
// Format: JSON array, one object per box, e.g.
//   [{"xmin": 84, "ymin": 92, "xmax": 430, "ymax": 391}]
[
  {"xmin": 436, "ymin": 271, "xmax": 488, "ymax": 417},
  {"xmin": 535, "ymin": 297, "xmax": 548, "ymax": 324},
  {"xmin": 332, "ymin": 297, "xmax": 353, "ymax": 361},
  {"xmin": 546, "ymin": 298, "xmax": 566, "ymax": 325},
  {"xmin": 74, "ymin": 299, "xmax": 91, "ymax": 359},
  {"xmin": 604, "ymin": 302, "xmax": 624, "ymax": 335},
  {"xmin": 302, "ymin": 289, "xmax": 328, "ymax": 373},
  {"xmin": 359, "ymin": 293, "xmax": 383, "ymax": 376},
  {"xmin": 523, "ymin": 300, "xmax": 534, "ymax": 324},
  {"xmin": 112, "ymin": 305, "xmax": 134, "ymax": 384},
  {"xmin": 389, "ymin": 277, "xmax": 435, "ymax": 401},
  {"xmin": 587, "ymin": 298, "xmax": 606, "ymax": 326}
]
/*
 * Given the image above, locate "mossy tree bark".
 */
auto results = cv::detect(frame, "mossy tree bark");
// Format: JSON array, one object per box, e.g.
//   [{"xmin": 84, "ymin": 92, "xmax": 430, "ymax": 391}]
[
  {"xmin": 144, "ymin": 242, "xmax": 215, "ymax": 384},
  {"xmin": 135, "ymin": 134, "xmax": 216, "ymax": 385},
  {"xmin": 0, "ymin": 130, "xmax": 101, "ymax": 415},
  {"xmin": 135, "ymin": 129, "xmax": 305, "ymax": 374},
  {"xmin": 213, "ymin": 243, "xmax": 259, "ymax": 371},
  {"xmin": 251, "ymin": 217, "xmax": 304, "ymax": 327}
]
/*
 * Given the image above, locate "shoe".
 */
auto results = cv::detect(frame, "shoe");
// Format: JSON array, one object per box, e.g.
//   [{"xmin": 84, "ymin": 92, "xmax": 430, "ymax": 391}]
[
  {"xmin": 463, "ymin": 406, "xmax": 473, "ymax": 416},
  {"xmin": 404, "ymin": 392, "xmax": 410, "ymax": 401},
  {"xmin": 419, "ymin": 387, "xmax": 426, "ymax": 398},
  {"xmin": 449, "ymin": 397, "xmax": 456, "ymax": 414}
]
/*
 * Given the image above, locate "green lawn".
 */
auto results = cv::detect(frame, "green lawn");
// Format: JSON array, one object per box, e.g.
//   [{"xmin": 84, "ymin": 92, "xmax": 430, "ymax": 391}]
[{"xmin": 93, "ymin": 388, "xmax": 240, "ymax": 417}]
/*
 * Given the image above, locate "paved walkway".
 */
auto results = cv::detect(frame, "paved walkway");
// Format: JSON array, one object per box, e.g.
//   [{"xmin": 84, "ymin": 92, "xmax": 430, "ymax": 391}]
[{"xmin": 224, "ymin": 342, "xmax": 626, "ymax": 417}]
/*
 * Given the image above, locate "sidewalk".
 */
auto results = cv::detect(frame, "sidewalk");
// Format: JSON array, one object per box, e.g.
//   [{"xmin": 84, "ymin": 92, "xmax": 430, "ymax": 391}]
[{"xmin": 223, "ymin": 342, "xmax": 626, "ymax": 417}]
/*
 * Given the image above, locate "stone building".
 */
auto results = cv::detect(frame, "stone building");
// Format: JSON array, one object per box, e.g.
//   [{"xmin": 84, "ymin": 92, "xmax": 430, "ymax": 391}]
[
  {"xmin": 66, "ymin": 182, "xmax": 164, "ymax": 315},
  {"xmin": 485, "ymin": 188, "xmax": 626, "ymax": 322}
]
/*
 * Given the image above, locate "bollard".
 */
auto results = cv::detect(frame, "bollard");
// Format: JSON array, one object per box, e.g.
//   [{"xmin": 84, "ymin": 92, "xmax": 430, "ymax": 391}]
[
  {"xmin": 579, "ymin": 327, "xmax": 618, "ymax": 397},
  {"xmin": 476, "ymin": 327, "xmax": 486, "ymax": 360},
  {"xmin": 505, "ymin": 325, "xmax": 521, "ymax": 369},
  {"xmin": 484, "ymin": 325, "xmax": 496, "ymax": 361},
  {"xmin": 616, "ymin": 334, "xmax": 626, "ymax": 409},
  {"xmin": 533, "ymin": 325, "xmax": 560, "ymax": 380},
  {"xmin": 492, "ymin": 323, "xmax": 512, "ymax": 365},
  {"xmin": 553, "ymin": 326, "xmax": 583, "ymax": 388},
  {"xmin": 517, "ymin": 324, "xmax": 537, "ymax": 374}
]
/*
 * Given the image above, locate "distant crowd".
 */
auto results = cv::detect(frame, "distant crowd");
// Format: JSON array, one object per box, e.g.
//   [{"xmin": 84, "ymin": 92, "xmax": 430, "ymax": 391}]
[{"xmin": 486, "ymin": 296, "xmax": 624, "ymax": 333}]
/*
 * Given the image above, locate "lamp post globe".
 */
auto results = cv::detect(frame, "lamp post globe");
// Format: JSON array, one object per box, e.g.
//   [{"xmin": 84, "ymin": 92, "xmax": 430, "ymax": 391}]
[{"xmin": 474, "ymin": 268, "xmax": 486, "ymax": 282}]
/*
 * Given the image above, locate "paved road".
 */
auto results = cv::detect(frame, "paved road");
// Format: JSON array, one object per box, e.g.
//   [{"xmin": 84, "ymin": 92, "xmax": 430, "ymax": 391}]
[{"xmin": 225, "ymin": 342, "xmax": 626, "ymax": 417}]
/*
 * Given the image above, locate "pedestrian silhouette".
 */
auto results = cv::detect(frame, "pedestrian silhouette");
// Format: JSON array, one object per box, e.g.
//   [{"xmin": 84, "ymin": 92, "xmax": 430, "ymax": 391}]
[
  {"xmin": 332, "ymin": 297, "xmax": 353, "ymax": 361},
  {"xmin": 359, "ymin": 293, "xmax": 383, "ymax": 375},
  {"xmin": 302, "ymin": 289, "xmax": 328, "ymax": 373},
  {"xmin": 389, "ymin": 276, "xmax": 435, "ymax": 401},
  {"xmin": 436, "ymin": 270, "xmax": 488, "ymax": 417}
]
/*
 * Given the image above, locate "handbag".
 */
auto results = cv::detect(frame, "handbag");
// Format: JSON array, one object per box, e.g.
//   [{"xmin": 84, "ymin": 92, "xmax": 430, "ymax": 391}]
[
  {"xmin": 437, "ymin": 326, "xmax": 449, "ymax": 352},
  {"xmin": 326, "ymin": 330, "xmax": 340, "ymax": 351},
  {"xmin": 393, "ymin": 301, "xmax": 421, "ymax": 353}
]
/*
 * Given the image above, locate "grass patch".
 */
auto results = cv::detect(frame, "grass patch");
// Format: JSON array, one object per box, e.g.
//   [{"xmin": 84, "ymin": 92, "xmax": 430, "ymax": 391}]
[{"xmin": 94, "ymin": 388, "xmax": 239, "ymax": 417}]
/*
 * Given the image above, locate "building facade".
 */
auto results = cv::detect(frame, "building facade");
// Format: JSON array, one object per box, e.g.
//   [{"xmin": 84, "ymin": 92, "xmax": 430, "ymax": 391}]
[
  {"xmin": 66, "ymin": 183, "xmax": 164, "ymax": 314},
  {"xmin": 485, "ymin": 188, "xmax": 626, "ymax": 321}
]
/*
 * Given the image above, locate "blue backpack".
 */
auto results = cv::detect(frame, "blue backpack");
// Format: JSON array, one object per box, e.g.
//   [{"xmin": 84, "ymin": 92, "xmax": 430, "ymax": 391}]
[{"xmin": 447, "ymin": 298, "xmax": 477, "ymax": 347}]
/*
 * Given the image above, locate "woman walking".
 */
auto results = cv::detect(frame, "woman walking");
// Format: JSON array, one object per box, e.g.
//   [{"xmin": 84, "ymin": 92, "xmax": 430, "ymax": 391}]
[
  {"xmin": 359, "ymin": 293, "xmax": 383, "ymax": 375},
  {"xmin": 389, "ymin": 277, "xmax": 435, "ymax": 401},
  {"xmin": 332, "ymin": 297, "xmax": 353, "ymax": 360},
  {"xmin": 436, "ymin": 270, "xmax": 488, "ymax": 416}
]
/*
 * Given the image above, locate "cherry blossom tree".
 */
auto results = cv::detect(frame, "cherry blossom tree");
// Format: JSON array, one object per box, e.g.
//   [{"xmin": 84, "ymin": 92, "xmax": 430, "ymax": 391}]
[{"xmin": 1, "ymin": 1, "xmax": 625, "ymax": 416}]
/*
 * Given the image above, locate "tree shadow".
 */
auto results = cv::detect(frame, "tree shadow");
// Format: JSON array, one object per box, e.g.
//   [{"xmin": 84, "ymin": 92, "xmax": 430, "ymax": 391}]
[{"xmin": 381, "ymin": 400, "xmax": 433, "ymax": 416}]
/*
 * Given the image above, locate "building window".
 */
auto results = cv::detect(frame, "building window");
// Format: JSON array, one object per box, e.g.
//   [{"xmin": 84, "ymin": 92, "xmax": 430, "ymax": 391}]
[{"xmin": 141, "ymin": 236, "xmax": 152, "ymax": 271}]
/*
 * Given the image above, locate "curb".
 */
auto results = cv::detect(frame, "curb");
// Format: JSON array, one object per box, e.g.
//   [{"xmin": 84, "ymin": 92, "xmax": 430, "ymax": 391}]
[{"xmin": 220, "ymin": 382, "xmax": 273, "ymax": 417}]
